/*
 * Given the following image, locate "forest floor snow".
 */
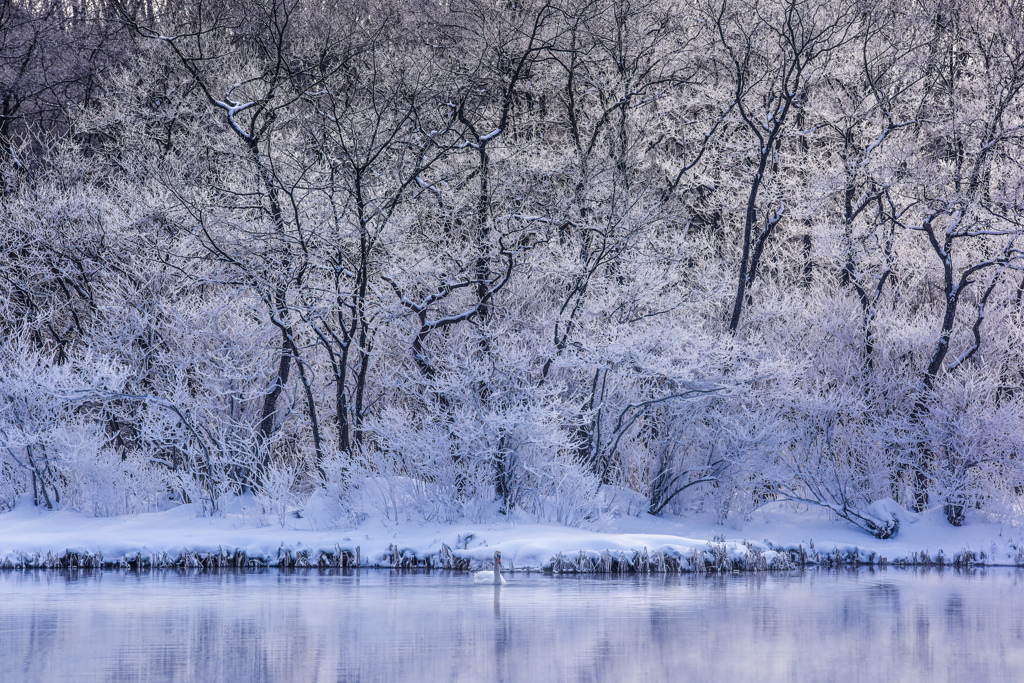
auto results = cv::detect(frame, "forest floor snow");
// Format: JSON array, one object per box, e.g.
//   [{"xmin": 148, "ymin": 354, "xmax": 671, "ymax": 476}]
[{"xmin": 1, "ymin": 494, "xmax": 1023, "ymax": 570}]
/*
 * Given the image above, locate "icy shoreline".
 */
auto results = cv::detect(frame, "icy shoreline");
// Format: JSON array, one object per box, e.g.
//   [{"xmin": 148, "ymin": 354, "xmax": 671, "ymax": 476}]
[
  {"xmin": 0, "ymin": 542, "xmax": 993, "ymax": 572},
  {"xmin": 2, "ymin": 497, "xmax": 1022, "ymax": 571}
]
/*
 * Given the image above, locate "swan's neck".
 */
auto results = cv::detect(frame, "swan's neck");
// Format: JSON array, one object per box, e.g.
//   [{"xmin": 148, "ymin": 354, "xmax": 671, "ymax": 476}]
[{"xmin": 494, "ymin": 559, "xmax": 502, "ymax": 584}]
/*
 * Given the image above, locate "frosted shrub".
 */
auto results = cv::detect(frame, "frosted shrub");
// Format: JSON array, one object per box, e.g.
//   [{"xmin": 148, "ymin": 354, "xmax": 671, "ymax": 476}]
[
  {"xmin": 131, "ymin": 382, "xmax": 269, "ymax": 516},
  {"xmin": 596, "ymin": 485, "xmax": 649, "ymax": 517},
  {"xmin": 343, "ymin": 448, "xmax": 402, "ymax": 523},
  {"xmin": 526, "ymin": 455, "xmax": 602, "ymax": 527},
  {"xmin": 301, "ymin": 451, "xmax": 356, "ymax": 529},
  {"xmin": 0, "ymin": 398, "xmax": 165, "ymax": 517},
  {"xmin": 761, "ymin": 388, "xmax": 902, "ymax": 538},
  {"xmin": 360, "ymin": 406, "xmax": 491, "ymax": 523},
  {"xmin": 252, "ymin": 462, "xmax": 301, "ymax": 527},
  {"xmin": 0, "ymin": 459, "xmax": 26, "ymax": 511},
  {"xmin": 361, "ymin": 402, "xmax": 580, "ymax": 524},
  {"xmin": 49, "ymin": 423, "xmax": 166, "ymax": 516},
  {"xmin": 347, "ymin": 444, "xmax": 467, "ymax": 524},
  {"xmin": 492, "ymin": 407, "xmax": 576, "ymax": 515},
  {"xmin": 919, "ymin": 373, "xmax": 1024, "ymax": 525},
  {"xmin": 710, "ymin": 484, "xmax": 758, "ymax": 527},
  {"xmin": 0, "ymin": 340, "xmax": 136, "ymax": 511}
]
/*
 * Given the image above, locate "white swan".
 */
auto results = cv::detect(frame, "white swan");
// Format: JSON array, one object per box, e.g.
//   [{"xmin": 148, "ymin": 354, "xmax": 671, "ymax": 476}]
[{"xmin": 474, "ymin": 550, "xmax": 506, "ymax": 585}]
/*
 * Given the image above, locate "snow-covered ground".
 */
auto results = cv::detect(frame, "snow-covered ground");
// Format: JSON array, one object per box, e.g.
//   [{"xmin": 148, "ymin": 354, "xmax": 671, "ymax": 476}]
[{"xmin": 3, "ymin": 494, "xmax": 1023, "ymax": 570}]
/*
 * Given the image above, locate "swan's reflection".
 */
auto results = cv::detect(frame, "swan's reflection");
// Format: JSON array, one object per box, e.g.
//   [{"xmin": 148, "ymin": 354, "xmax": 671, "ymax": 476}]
[{"xmin": 493, "ymin": 584, "xmax": 509, "ymax": 683}]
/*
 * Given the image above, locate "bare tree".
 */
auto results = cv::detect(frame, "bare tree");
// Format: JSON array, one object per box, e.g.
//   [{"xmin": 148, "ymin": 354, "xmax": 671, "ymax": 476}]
[{"xmin": 709, "ymin": 0, "xmax": 855, "ymax": 332}]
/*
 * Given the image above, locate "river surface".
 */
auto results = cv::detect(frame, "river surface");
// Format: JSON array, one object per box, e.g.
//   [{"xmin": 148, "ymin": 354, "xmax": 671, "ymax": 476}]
[{"xmin": 1, "ymin": 568, "xmax": 1022, "ymax": 682}]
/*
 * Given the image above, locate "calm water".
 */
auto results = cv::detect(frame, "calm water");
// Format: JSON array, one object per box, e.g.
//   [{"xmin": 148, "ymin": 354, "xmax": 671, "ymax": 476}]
[{"xmin": 1, "ymin": 568, "xmax": 1023, "ymax": 682}]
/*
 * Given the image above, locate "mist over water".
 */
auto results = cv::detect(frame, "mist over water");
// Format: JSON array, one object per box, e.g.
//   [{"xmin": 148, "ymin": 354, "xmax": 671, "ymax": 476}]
[{"xmin": 1, "ymin": 569, "xmax": 1022, "ymax": 682}]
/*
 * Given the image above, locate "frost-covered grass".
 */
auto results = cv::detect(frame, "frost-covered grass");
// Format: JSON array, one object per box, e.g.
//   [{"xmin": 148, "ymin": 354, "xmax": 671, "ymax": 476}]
[{"xmin": 2, "ymin": 489, "xmax": 1023, "ymax": 571}]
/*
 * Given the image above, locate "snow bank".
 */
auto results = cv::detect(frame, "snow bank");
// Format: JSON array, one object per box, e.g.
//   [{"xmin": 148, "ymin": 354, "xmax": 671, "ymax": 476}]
[{"xmin": 1, "ymin": 496, "xmax": 1022, "ymax": 571}]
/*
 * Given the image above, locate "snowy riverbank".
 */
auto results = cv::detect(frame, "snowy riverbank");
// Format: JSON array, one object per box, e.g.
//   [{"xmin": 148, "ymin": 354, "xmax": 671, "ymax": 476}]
[{"xmin": 2, "ymin": 496, "xmax": 1023, "ymax": 571}]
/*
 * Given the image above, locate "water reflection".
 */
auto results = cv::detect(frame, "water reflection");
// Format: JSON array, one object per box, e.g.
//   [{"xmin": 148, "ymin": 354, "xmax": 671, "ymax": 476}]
[{"xmin": 1, "ymin": 568, "xmax": 1023, "ymax": 682}]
